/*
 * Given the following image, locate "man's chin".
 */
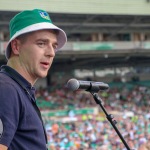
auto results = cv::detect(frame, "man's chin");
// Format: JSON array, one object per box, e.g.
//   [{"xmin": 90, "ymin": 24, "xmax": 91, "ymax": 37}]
[{"xmin": 39, "ymin": 72, "xmax": 48, "ymax": 78}]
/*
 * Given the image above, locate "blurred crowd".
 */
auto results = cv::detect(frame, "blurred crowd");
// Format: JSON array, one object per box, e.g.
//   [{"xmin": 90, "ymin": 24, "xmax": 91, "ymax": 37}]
[{"xmin": 36, "ymin": 83, "xmax": 150, "ymax": 150}]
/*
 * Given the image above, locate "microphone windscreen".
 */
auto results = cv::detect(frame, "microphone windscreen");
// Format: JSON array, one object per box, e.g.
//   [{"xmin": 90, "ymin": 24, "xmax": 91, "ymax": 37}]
[{"xmin": 67, "ymin": 78, "xmax": 79, "ymax": 91}]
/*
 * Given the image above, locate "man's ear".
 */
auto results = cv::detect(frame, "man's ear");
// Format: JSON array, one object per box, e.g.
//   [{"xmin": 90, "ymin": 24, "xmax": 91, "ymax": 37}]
[{"xmin": 10, "ymin": 39, "xmax": 20, "ymax": 55}]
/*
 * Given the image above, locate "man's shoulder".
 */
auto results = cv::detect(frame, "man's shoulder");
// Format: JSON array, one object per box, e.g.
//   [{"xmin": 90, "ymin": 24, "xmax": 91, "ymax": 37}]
[
  {"xmin": 0, "ymin": 72, "xmax": 25, "ymax": 104},
  {"xmin": 0, "ymin": 72, "xmax": 22, "ymax": 94},
  {"xmin": 0, "ymin": 72, "xmax": 18, "ymax": 85}
]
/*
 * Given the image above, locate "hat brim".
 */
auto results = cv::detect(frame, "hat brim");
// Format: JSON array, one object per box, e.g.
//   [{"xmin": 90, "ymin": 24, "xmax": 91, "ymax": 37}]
[{"xmin": 6, "ymin": 22, "xmax": 67, "ymax": 59}]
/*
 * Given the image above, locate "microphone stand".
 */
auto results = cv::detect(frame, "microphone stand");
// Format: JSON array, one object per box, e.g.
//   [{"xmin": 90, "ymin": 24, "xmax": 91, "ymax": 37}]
[{"xmin": 90, "ymin": 92, "xmax": 131, "ymax": 150}]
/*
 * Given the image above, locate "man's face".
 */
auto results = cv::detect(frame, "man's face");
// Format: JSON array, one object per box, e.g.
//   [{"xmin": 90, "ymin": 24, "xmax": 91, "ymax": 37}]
[{"xmin": 17, "ymin": 29, "xmax": 58, "ymax": 81}]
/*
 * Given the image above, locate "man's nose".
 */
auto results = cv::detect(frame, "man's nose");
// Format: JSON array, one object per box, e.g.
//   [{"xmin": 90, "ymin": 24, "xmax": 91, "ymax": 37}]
[{"xmin": 46, "ymin": 45, "xmax": 55, "ymax": 57}]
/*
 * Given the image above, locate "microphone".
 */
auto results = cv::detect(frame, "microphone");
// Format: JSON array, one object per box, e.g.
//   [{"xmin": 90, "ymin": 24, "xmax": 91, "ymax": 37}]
[{"xmin": 66, "ymin": 78, "xmax": 109, "ymax": 92}]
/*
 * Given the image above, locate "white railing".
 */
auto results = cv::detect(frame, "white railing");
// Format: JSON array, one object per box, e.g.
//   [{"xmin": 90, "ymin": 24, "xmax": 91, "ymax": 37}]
[{"xmin": 0, "ymin": 41, "xmax": 150, "ymax": 55}]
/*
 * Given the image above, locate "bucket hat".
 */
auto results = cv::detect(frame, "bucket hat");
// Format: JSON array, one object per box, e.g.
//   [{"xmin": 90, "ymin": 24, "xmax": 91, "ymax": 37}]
[{"xmin": 6, "ymin": 9, "xmax": 67, "ymax": 59}]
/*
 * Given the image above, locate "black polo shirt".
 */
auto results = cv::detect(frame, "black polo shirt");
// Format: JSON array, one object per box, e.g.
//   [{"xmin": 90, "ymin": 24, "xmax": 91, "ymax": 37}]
[{"xmin": 0, "ymin": 65, "xmax": 47, "ymax": 150}]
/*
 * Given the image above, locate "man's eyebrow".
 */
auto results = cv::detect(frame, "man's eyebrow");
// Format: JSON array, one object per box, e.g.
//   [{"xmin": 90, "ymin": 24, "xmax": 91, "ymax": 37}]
[
  {"xmin": 36, "ymin": 38, "xmax": 48, "ymax": 42},
  {"xmin": 36, "ymin": 38, "xmax": 58, "ymax": 46}
]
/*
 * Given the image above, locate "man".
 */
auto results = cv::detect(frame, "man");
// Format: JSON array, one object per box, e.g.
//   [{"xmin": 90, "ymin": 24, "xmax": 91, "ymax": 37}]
[{"xmin": 0, "ymin": 9, "xmax": 67, "ymax": 150}]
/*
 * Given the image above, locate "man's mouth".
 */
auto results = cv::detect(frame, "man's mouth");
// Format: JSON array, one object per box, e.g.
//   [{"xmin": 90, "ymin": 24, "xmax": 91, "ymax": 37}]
[{"xmin": 40, "ymin": 62, "xmax": 49, "ymax": 69}]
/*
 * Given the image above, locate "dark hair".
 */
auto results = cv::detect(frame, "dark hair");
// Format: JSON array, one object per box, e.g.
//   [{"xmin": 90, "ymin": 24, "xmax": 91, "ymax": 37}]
[{"xmin": 16, "ymin": 32, "xmax": 31, "ymax": 44}]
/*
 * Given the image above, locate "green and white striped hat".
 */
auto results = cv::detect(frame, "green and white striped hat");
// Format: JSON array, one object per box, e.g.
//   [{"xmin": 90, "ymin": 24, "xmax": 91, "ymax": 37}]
[{"xmin": 6, "ymin": 9, "xmax": 67, "ymax": 59}]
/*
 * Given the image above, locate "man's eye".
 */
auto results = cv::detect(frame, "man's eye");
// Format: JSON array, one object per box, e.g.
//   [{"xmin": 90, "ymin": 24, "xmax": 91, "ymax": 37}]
[
  {"xmin": 53, "ymin": 45, "xmax": 57, "ymax": 50},
  {"xmin": 53, "ymin": 44, "xmax": 58, "ymax": 50},
  {"xmin": 37, "ymin": 42, "xmax": 46, "ymax": 47}
]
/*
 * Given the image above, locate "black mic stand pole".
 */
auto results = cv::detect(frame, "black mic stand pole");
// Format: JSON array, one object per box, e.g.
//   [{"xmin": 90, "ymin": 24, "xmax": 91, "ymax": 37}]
[{"xmin": 90, "ymin": 92, "xmax": 131, "ymax": 150}]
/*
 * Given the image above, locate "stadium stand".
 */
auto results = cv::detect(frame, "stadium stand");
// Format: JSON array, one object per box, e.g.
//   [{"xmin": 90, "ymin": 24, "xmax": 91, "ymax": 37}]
[{"xmin": 35, "ymin": 83, "xmax": 150, "ymax": 149}]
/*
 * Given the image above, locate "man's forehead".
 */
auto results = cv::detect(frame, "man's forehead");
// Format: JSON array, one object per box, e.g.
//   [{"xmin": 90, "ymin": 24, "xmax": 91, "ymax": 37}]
[{"xmin": 27, "ymin": 29, "xmax": 58, "ymax": 39}]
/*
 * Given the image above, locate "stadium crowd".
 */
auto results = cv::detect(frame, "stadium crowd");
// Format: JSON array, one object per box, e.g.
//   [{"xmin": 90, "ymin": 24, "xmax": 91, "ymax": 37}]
[{"xmin": 36, "ymin": 82, "xmax": 150, "ymax": 150}]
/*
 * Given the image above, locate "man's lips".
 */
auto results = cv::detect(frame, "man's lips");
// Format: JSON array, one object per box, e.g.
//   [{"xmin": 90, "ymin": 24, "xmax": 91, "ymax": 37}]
[{"xmin": 40, "ymin": 62, "xmax": 50, "ymax": 69}]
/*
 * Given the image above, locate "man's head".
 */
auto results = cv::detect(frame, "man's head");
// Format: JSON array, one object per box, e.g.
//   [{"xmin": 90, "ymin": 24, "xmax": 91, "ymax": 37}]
[
  {"xmin": 10, "ymin": 29, "xmax": 58, "ymax": 82},
  {"xmin": 6, "ymin": 9, "xmax": 67, "ymax": 59}
]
